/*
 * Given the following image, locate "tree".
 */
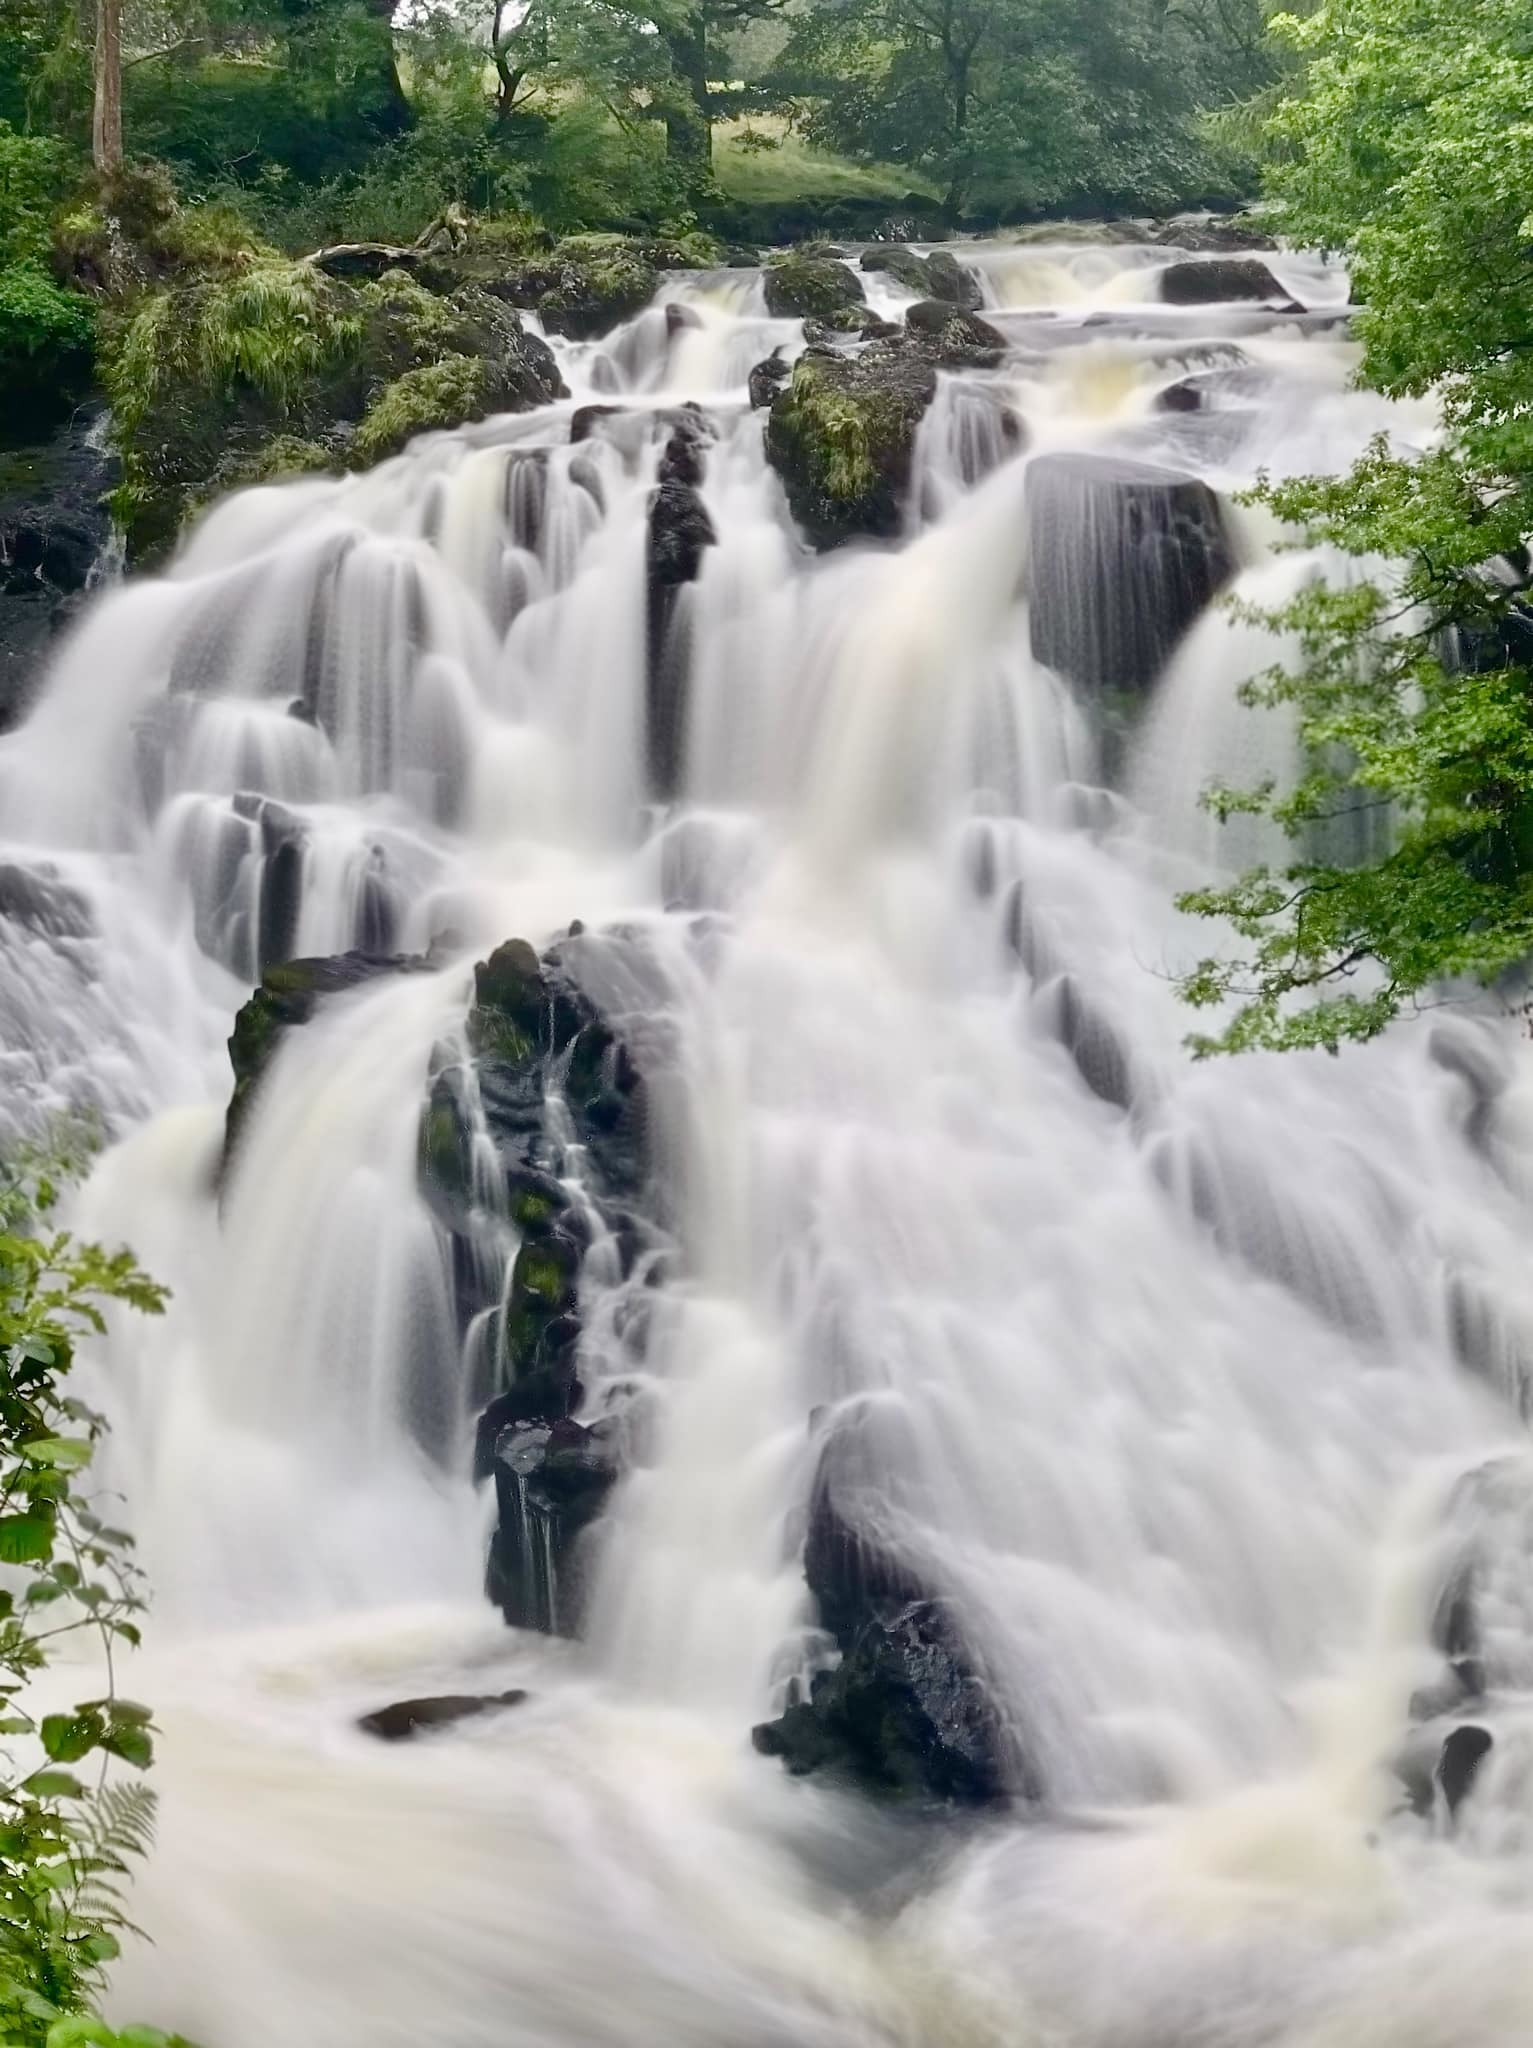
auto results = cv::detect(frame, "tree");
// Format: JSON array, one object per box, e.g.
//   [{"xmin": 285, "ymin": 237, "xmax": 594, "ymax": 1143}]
[
  {"xmin": 92, "ymin": 0, "xmax": 122, "ymax": 172},
  {"xmin": 1174, "ymin": 0, "xmax": 1533, "ymax": 1054},
  {"xmin": 773, "ymin": 0, "xmax": 1271, "ymax": 219}
]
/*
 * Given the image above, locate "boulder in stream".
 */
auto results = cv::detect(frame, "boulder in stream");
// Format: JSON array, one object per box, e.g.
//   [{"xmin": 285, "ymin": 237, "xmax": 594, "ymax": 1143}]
[
  {"xmin": 358, "ymin": 1690, "xmax": 529, "ymax": 1740},
  {"xmin": 647, "ymin": 417, "xmax": 717, "ymax": 798},
  {"xmin": 1158, "ymin": 257, "xmax": 1299, "ymax": 308},
  {"xmin": 763, "ymin": 253, "xmax": 866, "ymax": 321},
  {"xmin": 752, "ymin": 1600, "xmax": 1011, "ymax": 1805},
  {"xmin": 861, "ymin": 247, "xmax": 983, "ymax": 310},
  {"xmin": 1025, "ymin": 450, "xmax": 1235, "ymax": 694},
  {"xmin": 765, "ymin": 342, "xmax": 936, "ymax": 549}
]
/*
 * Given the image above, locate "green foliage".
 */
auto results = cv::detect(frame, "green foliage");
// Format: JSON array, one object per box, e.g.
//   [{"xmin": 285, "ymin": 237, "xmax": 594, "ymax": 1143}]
[
  {"xmin": 771, "ymin": 0, "xmax": 1272, "ymax": 218},
  {"xmin": 0, "ymin": 1131, "xmax": 175, "ymax": 2047},
  {"xmin": 1175, "ymin": 0, "xmax": 1533, "ymax": 1053},
  {"xmin": 0, "ymin": 264, "xmax": 94, "ymax": 430}
]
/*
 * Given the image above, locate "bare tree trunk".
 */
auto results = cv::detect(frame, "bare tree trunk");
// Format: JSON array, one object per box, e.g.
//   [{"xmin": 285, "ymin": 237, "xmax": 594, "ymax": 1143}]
[{"xmin": 92, "ymin": 0, "xmax": 123, "ymax": 173}]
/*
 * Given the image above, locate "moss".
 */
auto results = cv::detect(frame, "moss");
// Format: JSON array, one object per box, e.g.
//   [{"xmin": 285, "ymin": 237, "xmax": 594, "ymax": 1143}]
[
  {"xmin": 419, "ymin": 1097, "xmax": 470, "ymax": 1202},
  {"xmin": 509, "ymin": 239, "xmax": 659, "ymax": 340},
  {"xmin": 762, "ymin": 253, "xmax": 865, "ymax": 321},
  {"xmin": 351, "ymin": 354, "xmax": 488, "ymax": 463},
  {"xmin": 765, "ymin": 343, "xmax": 936, "ymax": 548}
]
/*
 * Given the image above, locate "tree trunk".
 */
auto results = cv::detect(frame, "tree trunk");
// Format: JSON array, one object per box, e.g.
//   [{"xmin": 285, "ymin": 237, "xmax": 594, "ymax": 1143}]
[
  {"xmin": 92, "ymin": 0, "xmax": 123, "ymax": 174},
  {"xmin": 662, "ymin": 16, "xmax": 713, "ymax": 168},
  {"xmin": 942, "ymin": 55, "xmax": 970, "ymax": 219},
  {"xmin": 362, "ymin": 0, "xmax": 412, "ymax": 137}
]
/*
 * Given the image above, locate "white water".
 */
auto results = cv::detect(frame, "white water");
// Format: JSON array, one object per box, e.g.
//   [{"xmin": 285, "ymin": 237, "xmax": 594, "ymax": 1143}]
[{"xmin": 5, "ymin": 235, "xmax": 1533, "ymax": 2047}]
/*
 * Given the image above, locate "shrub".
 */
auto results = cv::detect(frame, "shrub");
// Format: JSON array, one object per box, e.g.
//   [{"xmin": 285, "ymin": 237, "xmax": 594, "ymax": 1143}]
[
  {"xmin": 0, "ymin": 1129, "xmax": 180, "ymax": 2047},
  {"xmin": 0, "ymin": 264, "xmax": 93, "ymax": 428}
]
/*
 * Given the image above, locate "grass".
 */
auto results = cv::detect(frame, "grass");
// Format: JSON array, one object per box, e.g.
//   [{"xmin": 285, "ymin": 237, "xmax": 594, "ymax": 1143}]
[{"xmin": 712, "ymin": 116, "xmax": 939, "ymax": 206}]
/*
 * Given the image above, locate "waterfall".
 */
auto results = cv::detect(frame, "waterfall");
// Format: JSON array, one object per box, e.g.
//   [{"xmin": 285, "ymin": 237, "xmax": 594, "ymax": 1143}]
[{"xmin": 4, "ymin": 237, "xmax": 1533, "ymax": 2048}]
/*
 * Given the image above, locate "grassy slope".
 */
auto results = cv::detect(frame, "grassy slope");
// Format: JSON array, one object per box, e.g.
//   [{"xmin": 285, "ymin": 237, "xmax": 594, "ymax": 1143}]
[{"xmin": 712, "ymin": 116, "xmax": 939, "ymax": 206}]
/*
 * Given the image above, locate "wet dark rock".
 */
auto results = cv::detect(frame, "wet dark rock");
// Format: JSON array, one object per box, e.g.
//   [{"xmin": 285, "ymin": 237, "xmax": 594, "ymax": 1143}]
[
  {"xmin": 570, "ymin": 404, "xmax": 623, "ymax": 444},
  {"xmin": 1151, "ymin": 216, "xmax": 1271, "ymax": 254},
  {"xmin": 1049, "ymin": 973, "xmax": 1134, "ymax": 1112},
  {"xmin": 647, "ymin": 422, "xmax": 716, "ymax": 798},
  {"xmin": 229, "ymin": 791, "xmax": 306, "ymax": 974},
  {"xmin": 861, "ymin": 247, "xmax": 983, "ymax": 311},
  {"xmin": 494, "ymin": 239, "xmax": 659, "ymax": 340},
  {"xmin": 765, "ymin": 342, "xmax": 936, "ymax": 549},
  {"xmin": 358, "ymin": 1690, "xmax": 528, "ymax": 1740},
  {"xmin": 1437, "ymin": 1724, "xmax": 1493, "ymax": 1817},
  {"xmin": 752, "ymin": 1601, "xmax": 1012, "ymax": 1805},
  {"xmin": 417, "ymin": 930, "xmax": 658, "ymax": 1642},
  {"xmin": 748, "ymin": 350, "xmax": 790, "ymax": 410},
  {"xmin": 763, "ymin": 255, "xmax": 866, "ymax": 322},
  {"xmin": 485, "ymin": 1414, "xmax": 622, "ymax": 1633},
  {"xmin": 1159, "ymin": 258, "xmax": 1299, "ymax": 308},
  {"xmin": 1025, "ymin": 451, "xmax": 1235, "ymax": 693},
  {"xmin": 0, "ymin": 862, "xmax": 92, "ymax": 939},
  {"xmin": 0, "ymin": 407, "xmax": 117, "ymax": 731},
  {"xmin": 418, "ymin": 931, "xmax": 649, "ymax": 1386},
  {"xmin": 225, "ymin": 948, "xmax": 433, "ymax": 1170},
  {"xmin": 802, "ymin": 308, "xmax": 899, "ymax": 344},
  {"xmin": 904, "ymin": 299, "xmax": 1008, "ymax": 366}
]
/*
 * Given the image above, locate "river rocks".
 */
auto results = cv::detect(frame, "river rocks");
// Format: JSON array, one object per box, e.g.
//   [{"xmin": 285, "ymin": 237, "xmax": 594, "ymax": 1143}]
[
  {"xmin": 1158, "ymin": 257, "xmax": 1298, "ymax": 308},
  {"xmin": 748, "ymin": 350, "xmax": 790, "ymax": 410},
  {"xmin": 0, "ymin": 411, "xmax": 117, "ymax": 731},
  {"xmin": 494, "ymin": 238, "xmax": 660, "ymax": 341},
  {"xmin": 647, "ymin": 418, "xmax": 717, "ymax": 798},
  {"xmin": 752, "ymin": 1601, "xmax": 1011, "ymax": 1805},
  {"xmin": 358, "ymin": 1689, "xmax": 529, "ymax": 1740},
  {"xmin": 1025, "ymin": 450, "xmax": 1235, "ymax": 693},
  {"xmin": 861, "ymin": 247, "xmax": 983, "ymax": 310},
  {"xmin": 419, "ymin": 931, "xmax": 649, "ymax": 1400},
  {"xmin": 765, "ymin": 342, "xmax": 936, "ymax": 549},
  {"xmin": 763, "ymin": 254, "xmax": 866, "ymax": 322},
  {"xmin": 1438, "ymin": 1724, "xmax": 1493, "ymax": 1816},
  {"xmin": 225, "ymin": 947, "xmax": 434, "ymax": 1169},
  {"xmin": 903, "ymin": 299, "xmax": 1008, "ymax": 367},
  {"xmin": 417, "ymin": 931, "xmax": 655, "ymax": 1638},
  {"xmin": 482, "ymin": 1414, "xmax": 622, "ymax": 1632}
]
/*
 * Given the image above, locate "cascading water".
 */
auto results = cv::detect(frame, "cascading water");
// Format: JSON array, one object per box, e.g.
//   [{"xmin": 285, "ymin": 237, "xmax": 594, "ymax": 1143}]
[{"xmin": 4, "ymin": 233, "xmax": 1532, "ymax": 2048}]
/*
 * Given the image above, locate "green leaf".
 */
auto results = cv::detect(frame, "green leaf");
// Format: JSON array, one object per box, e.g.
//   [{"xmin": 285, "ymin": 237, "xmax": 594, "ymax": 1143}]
[
  {"xmin": 0, "ymin": 1513, "xmax": 54, "ymax": 1564},
  {"xmin": 22, "ymin": 1438, "xmax": 93, "ymax": 1472},
  {"xmin": 21, "ymin": 1770, "xmax": 85, "ymax": 1801},
  {"xmin": 39, "ymin": 1711, "xmax": 104, "ymax": 1764},
  {"xmin": 46, "ymin": 2018, "xmax": 118, "ymax": 2048},
  {"xmin": 101, "ymin": 1723, "xmax": 153, "ymax": 1770}
]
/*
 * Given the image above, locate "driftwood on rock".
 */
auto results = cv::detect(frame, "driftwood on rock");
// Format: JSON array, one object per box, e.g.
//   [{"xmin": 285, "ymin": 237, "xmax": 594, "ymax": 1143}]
[{"xmin": 304, "ymin": 205, "xmax": 470, "ymax": 280}]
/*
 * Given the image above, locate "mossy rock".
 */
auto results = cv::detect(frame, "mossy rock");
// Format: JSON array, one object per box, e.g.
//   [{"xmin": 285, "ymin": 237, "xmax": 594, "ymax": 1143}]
[
  {"xmin": 494, "ymin": 239, "xmax": 660, "ymax": 341},
  {"xmin": 106, "ymin": 259, "xmax": 565, "ymax": 554},
  {"xmin": 903, "ymin": 298, "xmax": 1007, "ymax": 365},
  {"xmin": 762, "ymin": 254, "xmax": 866, "ymax": 322},
  {"xmin": 225, "ymin": 949, "xmax": 429, "ymax": 1170},
  {"xmin": 351, "ymin": 354, "xmax": 492, "ymax": 463},
  {"xmin": 764, "ymin": 341, "xmax": 936, "ymax": 549}
]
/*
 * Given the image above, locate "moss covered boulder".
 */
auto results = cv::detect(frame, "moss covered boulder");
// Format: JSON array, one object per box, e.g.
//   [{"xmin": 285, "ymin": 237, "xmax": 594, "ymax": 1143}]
[
  {"xmin": 764, "ymin": 341, "xmax": 937, "ymax": 549},
  {"xmin": 492, "ymin": 236, "xmax": 660, "ymax": 340},
  {"xmin": 903, "ymin": 298, "xmax": 1008, "ymax": 366},
  {"xmin": 762, "ymin": 253, "xmax": 866, "ymax": 322},
  {"xmin": 107, "ymin": 258, "xmax": 565, "ymax": 556}
]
